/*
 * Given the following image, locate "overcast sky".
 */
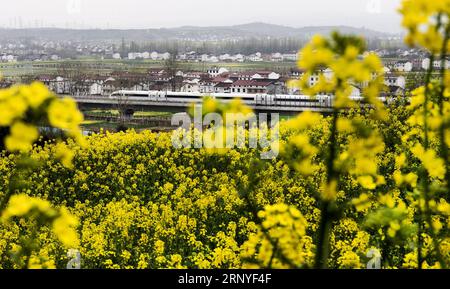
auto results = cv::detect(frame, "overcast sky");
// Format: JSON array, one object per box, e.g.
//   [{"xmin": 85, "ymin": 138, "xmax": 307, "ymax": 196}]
[{"xmin": 1, "ymin": 0, "xmax": 402, "ymax": 32}]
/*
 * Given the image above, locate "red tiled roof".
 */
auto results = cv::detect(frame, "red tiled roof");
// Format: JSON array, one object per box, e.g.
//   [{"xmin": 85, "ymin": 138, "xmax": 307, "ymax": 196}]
[
  {"xmin": 231, "ymin": 80, "xmax": 273, "ymax": 87},
  {"xmin": 214, "ymin": 82, "xmax": 233, "ymax": 88},
  {"xmin": 212, "ymin": 76, "xmax": 230, "ymax": 83},
  {"xmin": 237, "ymin": 71, "xmax": 256, "ymax": 76}
]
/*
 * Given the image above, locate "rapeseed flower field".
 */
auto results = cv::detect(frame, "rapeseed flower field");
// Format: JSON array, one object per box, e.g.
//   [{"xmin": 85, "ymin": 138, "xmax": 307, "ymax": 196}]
[{"xmin": 0, "ymin": 0, "xmax": 449, "ymax": 269}]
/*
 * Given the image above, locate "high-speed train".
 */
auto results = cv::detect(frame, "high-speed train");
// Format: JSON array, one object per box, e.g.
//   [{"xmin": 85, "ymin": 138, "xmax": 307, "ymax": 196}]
[{"xmin": 109, "ymin": 90, "xmax": 389, "ymax": 107}]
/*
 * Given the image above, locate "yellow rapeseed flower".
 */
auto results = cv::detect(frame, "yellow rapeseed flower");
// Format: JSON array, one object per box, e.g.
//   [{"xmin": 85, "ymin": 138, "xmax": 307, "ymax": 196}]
[{"xmin": 4, "ymin": 121, "xmax": 39, "ymax": 153}]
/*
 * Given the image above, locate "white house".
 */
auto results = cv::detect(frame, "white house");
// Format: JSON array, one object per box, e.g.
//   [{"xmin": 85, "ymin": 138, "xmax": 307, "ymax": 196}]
[
  {"xmin": 89, "ymin": 82, "xmax": 104, "ymax": 95},
  {"xmin": 219, "ymin": 54, "xmax": 231, "ymax": 61},
  {"xmin": 393, "ymin": 61, "xmax": 413, "ymax": 72},
  {"xmin": 50, "ymin": 76, "xmax": 70, "ymax": 94},
  {"xmin": 159, "ymin": 52, "xmax": 171, "ymax": 60},
  {"xmin": 199, "ymin": 79, "xmax": 215, "ymax": 93},
  {"xmin": 294, "ymin": 68, "xmax": 333, "ymax": 89},
  {"xmin": 209, "ymin": 56, "xmax": 219, "ymax": 63},
  {"xmin": 247, "ymin": 53, "xmax": 263, "ymax": 62},
  {"xmin": 422, "ymin": 57, "xmax": 450, "ymax": 70},
  {"xmin": 181, "ymin": 79, "xmax": 201, "ymax": 93},
  {"xmin": 385, "ymin": 74, "xmax": 406, "ymax": 89},
  {"xmin": 271, "ymin": 53, "xmax": 283, "ymax": 62},
  {"xmin": 282, "ymin": 53, "xmax": 298, "ymax": 61},
  {"xmin": 251, "ymin": 71, "xmax": 280, "ymax": 80},
  {"xmin": 213, "ymin": 80, "xmax": 233, "ymax": 93},
  {"xmin": 234, "ymin": 54, "xmax": 245, "ymax": 62},
  {"xmin": 230, "ymin": 80, "xmax": 275, "ymax": 94},
  {"xmin": 350, "ymin": 86, "xmax": 361, "ymax": 98},
  {"xmin": 1, "ymin": 55, "xmax": 17, "ymax": 62},
  {"xmin": 207, "ymin": 67, "xmax": 229, "ymax": 77},
  {"xmin": 150, "ymin": 52, "xmax": 159, "ymax": 60},
  {"xmin": 128, "ymin": 52, "xmax": 141, "ymax": 60}
]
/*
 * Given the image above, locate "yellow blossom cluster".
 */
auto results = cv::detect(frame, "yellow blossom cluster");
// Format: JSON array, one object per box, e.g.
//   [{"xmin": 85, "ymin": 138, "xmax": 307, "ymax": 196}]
[
  {"xmin": 0, "ymin": 0, "xmax": 449, "ymax": 270},
  {"xmin": 1, "ymin": 194, "xmax": 79, "ymax": 249},
  {"xmin": 0, "ymin": 82, "xmax": 84, "ymax": 153},
  {"xmin": 0, "ymin": 118, "xmax": 448, "ymax": 268},
  {"xmin": 241, "ymin": 204, "xmax": 314, "ymax": 268},
  {"xmin": 291, "ymin": 32, "xmax": 386, "ymax": 116},
  {"xmin": 399, "ymin": 0, "xmax": 450, "ymax": 53}
]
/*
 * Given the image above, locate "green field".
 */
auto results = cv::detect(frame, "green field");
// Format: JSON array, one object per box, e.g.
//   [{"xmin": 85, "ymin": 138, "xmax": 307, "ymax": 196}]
[
  {"xmin": 0, "ymin": 59, "xmax": 297, "ymax": 77},
  {"xmin": 83, "ymin": 109, "xmax": 172, "ymax": 117},
  {"xmin": 80, "ymin": 120, "xmax": 170, "ymax": 133}
]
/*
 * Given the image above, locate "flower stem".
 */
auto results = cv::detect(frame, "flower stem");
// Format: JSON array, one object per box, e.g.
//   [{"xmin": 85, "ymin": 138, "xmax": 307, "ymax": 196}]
[
  {"xmin": 314, "ymin": 109, "xmax": 339, "ymax": 269},
  {"xmin": 437, "ymin": 24, "xmax": 450, "ymax": 189},
  {"xmin": 418, "ymin": 14, "xmax": 447, "ymax": 269}
]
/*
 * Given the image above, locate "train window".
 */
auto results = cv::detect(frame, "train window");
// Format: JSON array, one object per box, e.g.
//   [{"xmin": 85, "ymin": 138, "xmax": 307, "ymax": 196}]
[
  {"xmin": 127, "ymin": 94, "xmax": 146, "ymax": 97},
  {"xmin": 166, "ymin": 94, "xmax": 200, "ymax": 99}
]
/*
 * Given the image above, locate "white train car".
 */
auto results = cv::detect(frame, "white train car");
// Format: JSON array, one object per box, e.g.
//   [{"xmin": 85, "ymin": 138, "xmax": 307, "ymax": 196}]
[
  {"xmin": 110, "ymin": 90, "xmax": 261, "ymax": 104},
  {"xmin": 109, "ymin": 90, "xmax": 330, "ymax": 107},
  {"xmin": 108, "ymin": 90, "xmax": 389, "ymax": 108}
]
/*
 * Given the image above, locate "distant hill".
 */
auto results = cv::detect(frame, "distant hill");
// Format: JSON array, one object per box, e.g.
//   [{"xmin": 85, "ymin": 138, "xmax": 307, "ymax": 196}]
[
  {"xmin": 231, "ymin": 22, "xmax": 298, "ymax": 37},
  {"xmin": 295, "ymin": 26, "xmax": 388, "ymax": 38},
  {"xmin": 0, "ymin": 23, "xmax": 390, "ymax": 42}
]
